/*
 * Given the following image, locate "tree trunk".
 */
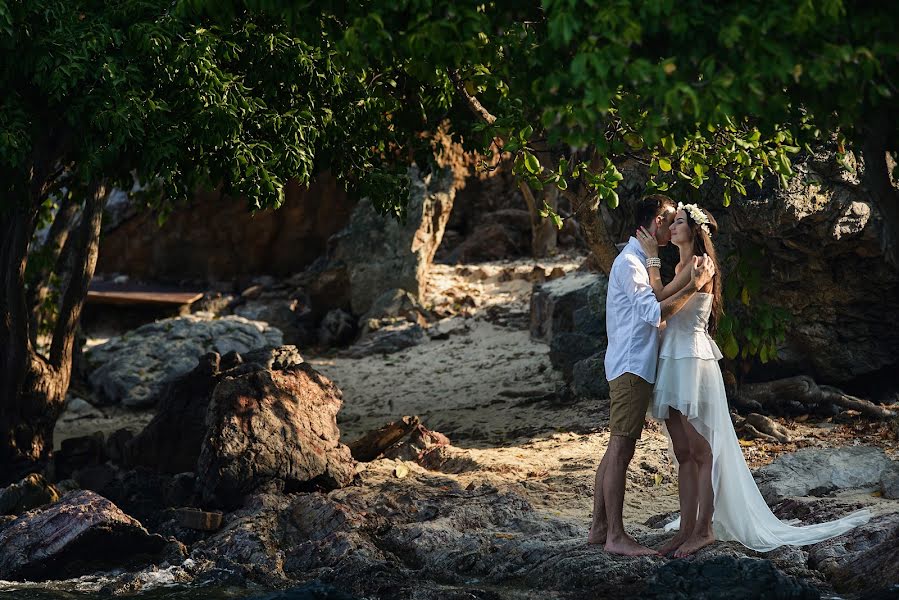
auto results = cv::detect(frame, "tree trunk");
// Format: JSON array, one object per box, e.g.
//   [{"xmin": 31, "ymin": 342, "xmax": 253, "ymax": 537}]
[
  {"xmin": 0, "ymin": 184, "xmax": 107, "ymax": 484},
  {"xmin": 519, "ymin": 182, "xmax": 559, "ymax": 258},
  {"xmin": 860, "ymin": 111, "xmax": 899, "ymax": 266}
]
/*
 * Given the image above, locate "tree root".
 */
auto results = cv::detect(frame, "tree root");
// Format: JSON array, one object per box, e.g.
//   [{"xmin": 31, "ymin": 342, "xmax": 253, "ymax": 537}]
[{"xmin": 734, "ymin": 375, "xmax": 896, "ymax": 420}]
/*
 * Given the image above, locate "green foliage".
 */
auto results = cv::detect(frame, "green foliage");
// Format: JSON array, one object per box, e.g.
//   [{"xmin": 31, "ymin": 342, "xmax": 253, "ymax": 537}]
[
  {"xmin": 716, "ymin": 244, "xmax": 791, "ymax": 368},
  {"xmin": 0, "ymin": 0, "xmax": 426, "ymax": 217}
]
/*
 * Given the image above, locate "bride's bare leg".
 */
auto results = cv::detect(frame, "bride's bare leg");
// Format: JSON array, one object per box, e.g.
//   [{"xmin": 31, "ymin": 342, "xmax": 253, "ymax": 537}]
[
  {"xmin": 675, "ymin": 420, "xmax": 716, "ymax": 557},
  {"xmin": 659, "ymin": 410, "xmax": 698, "ymax": 555}
]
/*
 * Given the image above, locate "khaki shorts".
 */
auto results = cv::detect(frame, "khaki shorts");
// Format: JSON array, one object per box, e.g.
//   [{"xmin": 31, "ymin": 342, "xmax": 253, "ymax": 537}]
[{"xmin": 608, "ymin": 373, "xmax": 653, "ymax": 440}]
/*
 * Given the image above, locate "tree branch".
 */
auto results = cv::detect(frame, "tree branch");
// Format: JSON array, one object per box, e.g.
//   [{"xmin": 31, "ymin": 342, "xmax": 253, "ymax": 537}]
[
  {"xmin": 49, "ymin": 183, "xmax": 108, "ymax": 369},
  {"xmin": 26, "ymin": 191, "xmax": 81, "ymax": 342},
  {"xmin": 447, "ymin": 69, "xmax": 497, "ymax": 125}
]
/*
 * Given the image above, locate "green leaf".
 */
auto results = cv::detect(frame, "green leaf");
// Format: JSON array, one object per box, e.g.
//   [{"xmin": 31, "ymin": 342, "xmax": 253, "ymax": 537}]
[
  {"xmin": 606, "ymin": 189, "xmax": 619, "ymax": 209},
  {"xmin": 658, "ymin": 158, "xmax": 672, "ymax": 172},
  {"xmin": 551, "ymin": 212, "xmax": 563, "ymax": 229},
  {"xmin": 524, "ymin": 151, "xmax": 541, "ymax": 174},
  {"xmin": 722, "ymin": 334, "xmax": 739, "ymax": 360},
  {"xmin": 741, "ymin": 286, "xmax": 751, "ymax": 306}
]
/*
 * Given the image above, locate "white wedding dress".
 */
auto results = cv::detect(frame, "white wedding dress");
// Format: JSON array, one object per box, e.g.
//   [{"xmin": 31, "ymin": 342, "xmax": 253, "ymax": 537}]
[{"xmin": 649, "ymin": 293, "xmax": 870, "ymax": 552}]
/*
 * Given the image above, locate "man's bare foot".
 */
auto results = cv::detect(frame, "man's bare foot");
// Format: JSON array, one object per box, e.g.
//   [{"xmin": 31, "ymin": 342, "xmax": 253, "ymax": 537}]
[
  {"xmin": 673, "ymin": 533, "xmax": 715, "ymax": 558},
  {"xmin": 605, "ymin": 534, "xmax": 659, "ymax": 556},
  {"xmin": 658, "ymin": 532, "xmax": 690, "ymax": 556},
  {"xmin": 587, "ymin": 526, "xmax": 607, "ymax": 545}
]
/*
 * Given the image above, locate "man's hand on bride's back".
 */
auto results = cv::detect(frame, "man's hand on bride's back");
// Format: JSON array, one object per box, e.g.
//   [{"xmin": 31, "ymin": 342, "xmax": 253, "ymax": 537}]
[{"xmin": 691, "ymin": 254, "xmax": 715, "ymax": 289}]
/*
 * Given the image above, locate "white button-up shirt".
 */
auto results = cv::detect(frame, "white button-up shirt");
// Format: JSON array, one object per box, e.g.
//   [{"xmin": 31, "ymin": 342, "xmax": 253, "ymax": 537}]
[{"xmin": 604, "ymin": 237, "xmax": 662, "ymax": 383}]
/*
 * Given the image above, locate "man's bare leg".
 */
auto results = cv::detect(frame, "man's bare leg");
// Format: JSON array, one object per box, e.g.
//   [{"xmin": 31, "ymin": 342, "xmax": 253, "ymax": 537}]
[
  {"xmin": 587, "ymin": 450, "xmax": 610, "ymax": 544},
  {"xmin": 602, "ymin": 435, "xmax": 657, "ymax": 556}
]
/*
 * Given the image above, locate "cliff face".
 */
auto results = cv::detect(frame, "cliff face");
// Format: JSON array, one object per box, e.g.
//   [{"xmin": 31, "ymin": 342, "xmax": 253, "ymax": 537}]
[
  {"xmin": 96, "ymin": 173, "xmax": 355, "ymax": 282},
  {"xmin": 720, "ymin": 152, "xmax": 899, "ymax": 385}
]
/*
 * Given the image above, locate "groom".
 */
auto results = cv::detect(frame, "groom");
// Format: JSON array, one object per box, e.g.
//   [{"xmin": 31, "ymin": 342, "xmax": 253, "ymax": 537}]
[{"xmin": 587, "ymin": 194, "xmax": 715, "ymax": 555}]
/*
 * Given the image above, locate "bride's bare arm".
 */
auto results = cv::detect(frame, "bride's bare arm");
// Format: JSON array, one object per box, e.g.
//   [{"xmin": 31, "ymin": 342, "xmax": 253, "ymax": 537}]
[{"xmin": 637, "ymin": 226, "xmax": 692, "ymax": 300}]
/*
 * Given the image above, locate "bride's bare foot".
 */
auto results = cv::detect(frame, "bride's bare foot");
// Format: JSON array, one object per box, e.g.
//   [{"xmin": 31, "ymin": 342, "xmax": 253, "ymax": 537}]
[
  {"xmin": 673, "ymin": 532, "xmax": 715, "ymax": 558},
  {"xmin": 587, "ymin": 525, "xmax": 607, "ymax": 545},
  {"xmin": 605, "ymin": 534, "xmax": 659, "ymax": 556},
  {"xmin": 658, "ymin": 531, "xmax": 690, "ymax": 556}
]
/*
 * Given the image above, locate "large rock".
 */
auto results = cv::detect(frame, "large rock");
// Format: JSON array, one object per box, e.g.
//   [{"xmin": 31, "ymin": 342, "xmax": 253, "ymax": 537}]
[
  {"xmin": 447, "ymin": 222, "xmax": 528, "ymax": 263},
  {"xmin": 325, "ymin": 165, "xmax": 455, "ymax": 315},
  {"xmin": 0, "ymin": 490, "xmax": 170, "ymax": 581},
  {"xmin": 571, "ymin": 351, "xmax": 610, "ymax": 399},
  {"xmin": 754, "ymin": 446, "xmax": 895, "ymax": 503},
  {"xmin": 127, "ymin": 347, "xmax": 304, "ymax": 474},
  {"xmin": 197, "ymin": 363, "xmax": 356, "ymax": 508},
  {"xmin": 0, "ymin": 473, "xmax": 60, "ymax": 516},
  {"xmin": 642, "ymin": 556, "xmax": 820, "ymax": 600},
  {"xmin": 808, "ymin": 512, "xmax": 899, "ymax": 595},
  {"xmin": 189, "ymin": 462, "xmax": 831, "ymax": 599},
  {"xmin": 85, "ymin": 315, "xmax": 282, "ymax": 407},
  {"xmin": 530, "ymin": 271, "xmax": 606, "ymax": 343},
  {"xmin": 531, "ymin": 272, "xmax": 608, "ymax": 389},
  {"xmin": 96, "ymin": 174, "xmax": 356, "ymax": 281}
]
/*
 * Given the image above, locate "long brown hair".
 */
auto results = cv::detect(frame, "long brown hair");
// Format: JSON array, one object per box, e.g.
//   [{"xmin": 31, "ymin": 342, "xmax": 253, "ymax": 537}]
[{"xmin": 683, "ymin": 207, "xmax": 723, "ymax": 336}]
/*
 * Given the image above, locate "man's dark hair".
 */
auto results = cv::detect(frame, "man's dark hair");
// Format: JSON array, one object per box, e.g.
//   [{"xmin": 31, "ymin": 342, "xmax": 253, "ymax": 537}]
[{"xmin": 635, "ymin": 194, "xmax": 676, "ymax": 229}]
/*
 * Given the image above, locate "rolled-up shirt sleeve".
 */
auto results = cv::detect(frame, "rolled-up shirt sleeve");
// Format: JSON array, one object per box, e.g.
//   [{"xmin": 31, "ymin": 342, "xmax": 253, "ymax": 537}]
[{"xmin": 617, "ymin": 259, "xmax": 662, "ymax": 328}]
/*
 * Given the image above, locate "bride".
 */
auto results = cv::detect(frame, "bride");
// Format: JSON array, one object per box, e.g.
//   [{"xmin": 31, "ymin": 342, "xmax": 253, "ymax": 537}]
[{"xmin": 636, "ymin": 202, "xmax": 870, "ymax": 557}]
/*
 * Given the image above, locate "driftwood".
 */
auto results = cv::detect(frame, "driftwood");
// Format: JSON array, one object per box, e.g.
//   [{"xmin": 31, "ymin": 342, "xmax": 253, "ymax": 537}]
[
  {"xmin": 733, "ymin": 413, "xmax": 793, "ymax": 443},
  {"xmin": 735, "ymin": 375, "xmax": 896, "ymax": 420},
  {"xmin": 348, "ymin": 416, "xmax": 421, "ymax": 462}
]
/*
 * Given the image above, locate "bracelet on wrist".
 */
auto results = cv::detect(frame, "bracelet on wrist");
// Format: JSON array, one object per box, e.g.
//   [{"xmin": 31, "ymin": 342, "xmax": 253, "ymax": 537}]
[{"xmin": 645, "ymin": 257, "xmax": 662, "ymax": 269}]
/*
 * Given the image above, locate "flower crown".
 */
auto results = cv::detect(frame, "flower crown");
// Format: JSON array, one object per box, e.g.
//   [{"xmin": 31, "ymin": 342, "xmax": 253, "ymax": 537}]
[{"xmin": 677, "ymin": 202, "xmax": 711, "ymax": 237}]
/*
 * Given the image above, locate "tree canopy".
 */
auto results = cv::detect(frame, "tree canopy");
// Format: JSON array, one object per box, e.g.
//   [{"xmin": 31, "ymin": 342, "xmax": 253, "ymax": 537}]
[{"xmin": 179, "ymin": 1, "xmax": 898, "ymax": 214}]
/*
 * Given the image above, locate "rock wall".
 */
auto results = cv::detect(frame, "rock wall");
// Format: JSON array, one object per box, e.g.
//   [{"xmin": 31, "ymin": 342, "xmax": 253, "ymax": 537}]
[
  {"xmin": 595, "ymin": 151, "xmax": 899, "ymax": 386},
  {"xmin": 97, "ymin": 174, "xmax": 355, "ymax": 282}
]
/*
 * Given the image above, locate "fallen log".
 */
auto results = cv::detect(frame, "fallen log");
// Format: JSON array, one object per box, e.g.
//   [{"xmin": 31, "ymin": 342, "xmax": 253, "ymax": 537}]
[
  {"xmin": 348, "ymin": 416, "xmax": 421, "ymax": 462},
  {"xmin": 735, "ymin": 376, "xmax": 896, "ymax": 420}
]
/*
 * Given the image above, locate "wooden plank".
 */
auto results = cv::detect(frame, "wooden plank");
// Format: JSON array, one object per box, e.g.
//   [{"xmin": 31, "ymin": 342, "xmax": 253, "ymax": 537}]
[
  {"xmin": 86, "ymin": 290, "xmax": 204, "ymax": 306},
  {"xmin": 86, "ymin": 280, "xmax": 205, "ymax": 306}
]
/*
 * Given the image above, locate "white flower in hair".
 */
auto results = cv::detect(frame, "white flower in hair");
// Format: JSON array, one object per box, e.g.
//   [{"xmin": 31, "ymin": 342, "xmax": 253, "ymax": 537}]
[{"xmin": 677, "ymin": 202, "xmax": 711, "ymax": 236}]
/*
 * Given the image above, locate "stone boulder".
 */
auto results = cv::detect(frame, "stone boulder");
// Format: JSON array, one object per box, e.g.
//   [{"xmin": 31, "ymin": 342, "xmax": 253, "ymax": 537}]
[
  {"xmin": 0, "ymin": 473, "xmax": 60, "ymax": 516},
  {"xmin": 85, "ymin": 314, "xmax": 283, "ymax": 407},
  {"xmin": 642, "ymin": 556, "xmax": 820, "ymax": 600},
  {"xmin": 127, "ymin": 347, "xmax": 304, "ymax": 475},
  {"xmin": 189, "ymin": 462, "xmax": 836, "ymax": 599},
  {"xmin": 531, "ymin": 272, "xmax": 608, "ymax": 390},
  {"xmin": 808, "ymin": 512, "xmax": 899, "ymax": 595},
  {"xmin": 530, "ymin": 271, "xmax": 606, "ymax": 343},
  {"xmin": 344, "ymin": 322, "xmax": 426, "ymax": 358},
  {"xmin": 232, "ymin": 296, "xmax": 314, "ymax": 348},
  {"xmin": 754, "ymin": 446, "xmax": 896, "ymax": 503},
  {"xmin": 720, "ymin": 151, "xmax": 899, "ymax": 383},
  {"xmin": 446, "ymin": 222, "xmax": 528, "ymax": 263},
  {"xmin": 317, "ymin": 309, "xmax": 357, "ymax": 347},
  {"xmin": 96, "ymin": 174, "xmax": 356, "ymax": 281},
  {"xmin": 359, "ymin": 288, "xmax": 430, "ymax": 332},
  {"xmin": 197, "ymin": 363, "xmax": 356, "ymax": 508},
  {"xmin": 324, "ymin": 164, "xmax": 455, "ymax": 315},
  {"xmin": 0, "ymin": 490, "xmax": 170, "ymax": 581},
  {"xmin": 571, "ymin": 351, "xmax": 610, "ymax": 399}
]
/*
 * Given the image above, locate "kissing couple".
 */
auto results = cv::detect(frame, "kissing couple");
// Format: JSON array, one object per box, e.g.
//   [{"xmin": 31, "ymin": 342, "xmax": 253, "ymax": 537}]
[{"xmin": 587, "ymin": 194, "xmax": 870, "ymax": 557}]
